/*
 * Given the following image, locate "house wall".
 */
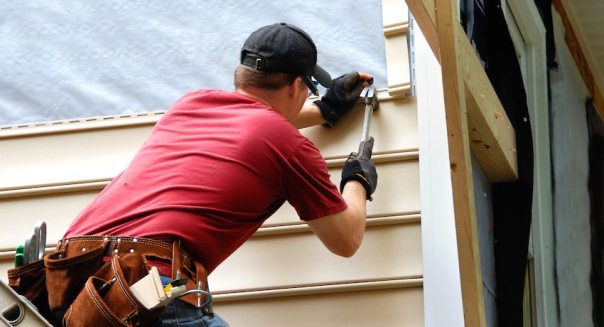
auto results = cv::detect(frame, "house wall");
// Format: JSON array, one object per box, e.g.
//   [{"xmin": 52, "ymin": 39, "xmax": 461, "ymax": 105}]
[
  {"xmin": 0, "ymin": 93, "xmax": 423, "ymax": 326},
  {"xmin": 0, "ymin": 1, "xmax": 428, "ymax": 325},
  {"xmin": 550, "ymin": 11, "xmax": 593, "ymax": 327}
]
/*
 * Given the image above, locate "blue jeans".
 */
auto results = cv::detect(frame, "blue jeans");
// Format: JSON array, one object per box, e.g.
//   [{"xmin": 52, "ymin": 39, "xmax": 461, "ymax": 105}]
[{"xmin": 159, "ymin": 275, "xmax": 229, "ymax": 327}]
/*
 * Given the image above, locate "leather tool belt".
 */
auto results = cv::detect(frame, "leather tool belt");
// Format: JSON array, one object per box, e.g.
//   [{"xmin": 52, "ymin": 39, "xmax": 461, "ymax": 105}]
[{"xmin": 8, "ymin": 235, "xmax": 212, "ymax": 327}]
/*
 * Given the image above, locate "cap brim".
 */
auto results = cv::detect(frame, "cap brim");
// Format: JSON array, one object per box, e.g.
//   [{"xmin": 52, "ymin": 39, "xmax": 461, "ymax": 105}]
[{"xmin": 312, "ymin": 64, "xmax": 332, "ymax": 88}]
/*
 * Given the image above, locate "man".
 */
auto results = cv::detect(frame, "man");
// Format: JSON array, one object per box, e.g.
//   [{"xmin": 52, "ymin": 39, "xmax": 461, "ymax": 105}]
[{"xmin": 62, "ymin": 22, "xmax": 377, "ymax": 326}]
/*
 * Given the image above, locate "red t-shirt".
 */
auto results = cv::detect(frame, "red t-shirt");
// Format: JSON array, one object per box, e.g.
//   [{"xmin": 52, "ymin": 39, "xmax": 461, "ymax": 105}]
[{"xmin": 65, "ymin": 89, "xmax": 347, "ymax": 273}]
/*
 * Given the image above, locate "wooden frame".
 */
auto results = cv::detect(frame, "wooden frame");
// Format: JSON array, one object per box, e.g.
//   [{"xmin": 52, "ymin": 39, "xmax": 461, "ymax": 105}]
[
  {"xmin": 433, "ymin": 1, "xmax": 486, "ymax": 324},
  {"xmin": 407, "ymin": 0, "xmax": 518, "ymax": 183},
  {"xmin": 405, "ymin": 0, "xmax": 522, "ymax": 325}
]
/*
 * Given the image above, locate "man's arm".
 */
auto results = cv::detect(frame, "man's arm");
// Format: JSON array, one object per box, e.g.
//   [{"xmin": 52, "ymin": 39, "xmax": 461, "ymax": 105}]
[
  {"xmin": 307, "ymin": 138, "xmax": 378, "ymax": 257},
  {"xmin": 307, "ymin": 181, "xmax": 367, "ymax": 257},
  {"xmin": 293, "ymin": 72, "xmax": 374, "ymax": 129},
  {"xmin": 293, "ymin": 101, "xmax": 326, "ymax": 129}
]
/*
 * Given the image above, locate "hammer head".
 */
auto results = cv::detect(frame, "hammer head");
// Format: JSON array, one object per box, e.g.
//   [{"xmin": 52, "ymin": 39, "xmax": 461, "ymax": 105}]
[{"xmin": 360, "ymin": 86, "xmax": 378, "ymax": 110}]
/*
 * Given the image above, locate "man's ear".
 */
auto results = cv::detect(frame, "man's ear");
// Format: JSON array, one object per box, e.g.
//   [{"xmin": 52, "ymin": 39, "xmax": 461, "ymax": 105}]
[{"xmin": 288, "ymin": 77, "xmax": 304, "ymax": 98}]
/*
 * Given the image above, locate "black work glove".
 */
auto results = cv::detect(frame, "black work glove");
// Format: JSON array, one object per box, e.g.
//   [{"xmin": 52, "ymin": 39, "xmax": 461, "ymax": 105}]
[
  {"xmin": 340, "ymin": 137, "xmax": 378, "ymax": 200},
  {"xmin": 314, "ymin": 72, "xmax": 372, "ymax": 127}
]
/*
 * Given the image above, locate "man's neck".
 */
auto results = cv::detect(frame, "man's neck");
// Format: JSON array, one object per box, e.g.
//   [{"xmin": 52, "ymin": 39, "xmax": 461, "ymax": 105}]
[
  {"xmin": 235, "ymin": 86, "xmax": 304, "ymax": 124},
  {"xmin": 235, "ymin": 88, "xmax": 288, "ymax": 117},
  {"xmin": 236, "ymin": 89, "xmax": 273, "ymax": 107}
]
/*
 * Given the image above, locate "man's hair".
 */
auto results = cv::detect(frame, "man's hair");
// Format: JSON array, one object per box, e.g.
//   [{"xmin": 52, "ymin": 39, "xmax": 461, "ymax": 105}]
[{"xmin": 234, "ymin": 65, "xmax": 299, "ymax": 90}]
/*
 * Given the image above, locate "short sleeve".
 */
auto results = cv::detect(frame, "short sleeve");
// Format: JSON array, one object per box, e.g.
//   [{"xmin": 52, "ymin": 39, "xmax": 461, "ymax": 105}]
[{"xmin": 282, "ymin": 139, "xmax": 347, "ymax": 221}]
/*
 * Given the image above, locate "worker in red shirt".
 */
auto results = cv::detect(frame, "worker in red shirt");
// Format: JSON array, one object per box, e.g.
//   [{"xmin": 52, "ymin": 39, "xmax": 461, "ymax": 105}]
[{"xmin": 56, "ymin": 22, "xmax": 377, "ymax": 326}]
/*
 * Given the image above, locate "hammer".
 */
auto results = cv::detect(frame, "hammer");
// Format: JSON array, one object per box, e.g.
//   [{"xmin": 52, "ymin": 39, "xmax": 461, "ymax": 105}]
[{"xmin": 357, "ymin": 86, "xmax": 378, "ymax": 156}]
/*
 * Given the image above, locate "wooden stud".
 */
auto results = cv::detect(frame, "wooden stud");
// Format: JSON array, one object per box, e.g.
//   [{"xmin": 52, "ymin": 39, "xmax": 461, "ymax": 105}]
[
  {"xmin": 433, "ymin": 0, "xmax": 487, "ymax": 325},
  {"xmin": 404, "ymin": 0, "xmax": 523, "ymax": 323},
  {"xmin": 407, "ymin": 0, "xmax": 518, "ymax": 182},
  {"xmin": 457, "ymin": 23, "xmax": 518, "ymax": 182}
]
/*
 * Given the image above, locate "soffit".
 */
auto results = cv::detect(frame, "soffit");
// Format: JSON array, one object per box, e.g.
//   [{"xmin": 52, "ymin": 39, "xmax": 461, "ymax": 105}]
[{"xmin": 560, "ymin": 0, "xmax": 604, "ymax": 96}]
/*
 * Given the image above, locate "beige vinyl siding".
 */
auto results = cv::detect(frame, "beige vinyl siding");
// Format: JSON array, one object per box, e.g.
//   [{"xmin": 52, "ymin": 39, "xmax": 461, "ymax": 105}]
[
  {"xmin": 214, "ymin": 287, "xmax": 424, "ymax": 327},
  {"xmin": 0, "ymin": 93, "xmax": 422, "ymax": 326}
]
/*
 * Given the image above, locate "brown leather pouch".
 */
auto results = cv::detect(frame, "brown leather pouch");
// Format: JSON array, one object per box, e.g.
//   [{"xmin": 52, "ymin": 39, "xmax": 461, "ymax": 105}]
[
  {"xmin": 7, "ymin": 259, "xmax": 51, "ymax": 318},
  {"xmin": 63, "ymin": 254, "xmax": 164, "ymax": 327},
  {"xmin": 63, "ymin": 276, "xmax": 126, "ymax": 327},
  {"xmin": 44, "ymin": 242, "xmax": 106, "ymax": 311}
]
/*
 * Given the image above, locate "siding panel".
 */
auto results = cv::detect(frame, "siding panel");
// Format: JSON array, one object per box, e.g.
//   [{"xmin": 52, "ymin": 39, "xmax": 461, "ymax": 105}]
[
  {"xmin": 0, "ymin": 191, "xmax": 97, "ymax": 251},
  {"xmin": 301, "ymin": 96, "xmax": 418, "ymax": 158},
  {"xmin": 0, "ymin": 126, "xmax": 152, "ymax": 190},
  {"xmin": 214, "ymin": 287, "xmax": 424, "ymax": 327},
  {"xmin": 266, "ymin": 160, "xmax": 420, "ymax": 227},
  {"xmin": 0, "ymin": 94, "xmax": 416, "ymax": 192},
  {"xmin": 210, "ymin": 223, "xmax": 422, "ymax": 293},
  {"xmin": 0, "ymin": 160, "xmax": 419, "ymax": 249}
]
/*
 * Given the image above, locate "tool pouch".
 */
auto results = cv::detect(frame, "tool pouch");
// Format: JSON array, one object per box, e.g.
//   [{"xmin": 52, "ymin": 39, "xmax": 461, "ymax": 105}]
[
  {"xmin": 7, "ymin": 259, "xmax": 52, "ymax": 318},
  {"xmin": 44, "ymin": 242, "xmax": 106, "ymax": 311},
  {"xmin": 63, "ymin": 254, "xmax": 164, "ymax": 327}
]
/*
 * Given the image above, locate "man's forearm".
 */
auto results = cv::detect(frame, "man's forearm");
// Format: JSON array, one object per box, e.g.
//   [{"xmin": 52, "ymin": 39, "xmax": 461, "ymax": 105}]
[
  {"xmin": 340, "ymin": 180, "xmax": 368, "ymax": 249},
  {"xmin": 306, "ymin": 180, "xmax": 368, "ymax": 257},
  {"xmin": 293, "ymin": 100, "xmax": 326, "ymax": 129}
]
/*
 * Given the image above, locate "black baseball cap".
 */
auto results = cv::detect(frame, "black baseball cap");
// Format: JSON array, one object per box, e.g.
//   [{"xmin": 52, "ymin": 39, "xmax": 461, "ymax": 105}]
[{"xmin": 240, "ymin": 22, "xmax": 332, "ymax": 96}]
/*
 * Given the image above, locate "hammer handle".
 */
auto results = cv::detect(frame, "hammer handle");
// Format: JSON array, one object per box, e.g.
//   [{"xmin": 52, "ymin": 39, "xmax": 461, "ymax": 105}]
[
  {"xmin": 358, "ymin": 87, "xmax": 376, "ymax": 155},
  {"xmin": 359, "ymin": 104, "xmax": 373, "ymax": 142}
]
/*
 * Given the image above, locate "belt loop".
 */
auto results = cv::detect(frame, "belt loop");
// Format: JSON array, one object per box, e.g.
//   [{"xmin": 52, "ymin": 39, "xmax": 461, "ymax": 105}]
[
  {"xmin": 114, "ymin": 237, "xmax": 122, "ymax": 255},
  {"xmin": 171, "ymin": 241, "xmax": 182, "ymax": 280},
  {"xmin": 57, "ymin": 239, "xmax": 67, "ymax": 252},
  {"xmin": 194, "ymin": 261, "xmax": 212, "ymax": 312},
  {"xmin": 101, "ymin": 236, "xmax": 118, "ymax": 257}
]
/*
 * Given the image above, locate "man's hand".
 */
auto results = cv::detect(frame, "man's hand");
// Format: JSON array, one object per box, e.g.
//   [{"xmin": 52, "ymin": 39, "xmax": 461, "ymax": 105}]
[
  {"xmin": 340, "ymin": 137, "xmax": 378, "ymax": 200},
  {"xmin": 314, "ymin": 72, "xmax": 373, "ymax": 127}
]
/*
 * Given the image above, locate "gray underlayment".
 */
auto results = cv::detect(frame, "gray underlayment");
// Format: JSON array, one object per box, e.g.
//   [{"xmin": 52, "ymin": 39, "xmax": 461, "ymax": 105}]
[
  {"xmin": 550, "ymin": 11, "xmax": 593, "ymax": 327},
  {"xmin": 0, "ymin": 1, "xmax": 386, "ymax": 126}
]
